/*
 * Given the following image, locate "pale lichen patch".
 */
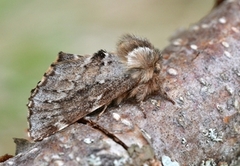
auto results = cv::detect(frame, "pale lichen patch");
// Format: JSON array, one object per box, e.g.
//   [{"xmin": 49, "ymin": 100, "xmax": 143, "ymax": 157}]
[
  {"xmin": 219, "ymin": 17, "xmax": 227, "ymax": 24},
  {"xmin": 190, "ymin": 44, "xmax": 198, "ymax": 50},
  {"xmin": 167, "ymin": 68, "xmax": 178, "ymax": 76}
]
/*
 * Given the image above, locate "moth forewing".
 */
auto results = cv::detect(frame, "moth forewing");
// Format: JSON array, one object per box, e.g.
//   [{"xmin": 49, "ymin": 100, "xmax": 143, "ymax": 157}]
[{"xmin": 27, "ymin": 50, "xmax": 139, "ymax": 141}]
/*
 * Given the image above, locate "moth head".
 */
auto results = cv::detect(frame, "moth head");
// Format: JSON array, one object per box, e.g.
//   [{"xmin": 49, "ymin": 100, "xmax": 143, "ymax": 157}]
[
  {"xmin": 116, "ymin": 34, "xmax": 162, "ymax": 83},
  {"xmin": 126, "ymin": 47, "xmax": 162, "ymax": 83}
]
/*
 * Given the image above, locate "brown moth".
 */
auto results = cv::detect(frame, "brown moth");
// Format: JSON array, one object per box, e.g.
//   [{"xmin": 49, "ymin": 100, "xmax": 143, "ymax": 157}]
[{"xmin": 27, "ymin": 34, "xmax": 165, "ymax": 141}]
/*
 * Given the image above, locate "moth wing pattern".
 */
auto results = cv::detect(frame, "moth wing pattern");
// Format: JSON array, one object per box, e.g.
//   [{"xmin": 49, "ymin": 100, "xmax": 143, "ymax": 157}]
[{"xmin": 27, "ymin": 50, "xmax": 138, "ymax": 141}]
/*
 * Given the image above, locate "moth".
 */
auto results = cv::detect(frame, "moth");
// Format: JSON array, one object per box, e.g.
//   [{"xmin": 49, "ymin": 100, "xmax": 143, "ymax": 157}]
[{"xmin": 27, "ymin": 34, "xmax": 168, "ymax": 141}]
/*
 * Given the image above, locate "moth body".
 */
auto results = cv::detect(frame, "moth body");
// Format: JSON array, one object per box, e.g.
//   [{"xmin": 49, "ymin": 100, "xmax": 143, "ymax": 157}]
[{"xmin": 28, "ymin": 34, "xmax": 164, "ymax": 141}]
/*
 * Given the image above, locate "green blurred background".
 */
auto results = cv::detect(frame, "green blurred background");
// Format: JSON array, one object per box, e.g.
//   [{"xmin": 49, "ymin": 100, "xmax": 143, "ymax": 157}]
[{"xmin": 0, "ymin": 0, "xmax": 213, "ymax": 155}]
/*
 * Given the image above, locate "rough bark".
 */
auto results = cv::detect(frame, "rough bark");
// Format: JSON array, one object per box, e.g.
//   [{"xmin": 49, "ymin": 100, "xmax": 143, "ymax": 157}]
[{"xmin": 1, "ymin": 0, "xmax": 240, "ymax": 165}]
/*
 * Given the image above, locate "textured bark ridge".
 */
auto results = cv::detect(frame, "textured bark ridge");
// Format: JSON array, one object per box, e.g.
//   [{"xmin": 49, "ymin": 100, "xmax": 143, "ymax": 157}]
[{"xmin": 1, "ymin": 0, "xmax": 240, "ymax": 165}]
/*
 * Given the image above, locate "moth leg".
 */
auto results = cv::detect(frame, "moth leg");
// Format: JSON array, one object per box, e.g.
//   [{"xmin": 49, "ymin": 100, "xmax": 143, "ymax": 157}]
[
  {"xmin": 97, "ymin": 104, "xmax": 108, "ymax": 119},
  {"xmin": 164, "ymin": 93, "xmax": 175, "ymax": 104},
  {"xmin": 159, "ymin": 88, "xmax": 175, "ymax": 105},
  {"xmin": 139, "ymin": 101, "xmax": 147, "ymax": 118}
]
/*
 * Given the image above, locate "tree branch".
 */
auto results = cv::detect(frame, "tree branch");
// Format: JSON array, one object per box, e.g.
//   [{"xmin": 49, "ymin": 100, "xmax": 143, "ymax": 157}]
[{"xmin": 1, "ymin": 0, "xmax": 240, "ymax": 165}]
